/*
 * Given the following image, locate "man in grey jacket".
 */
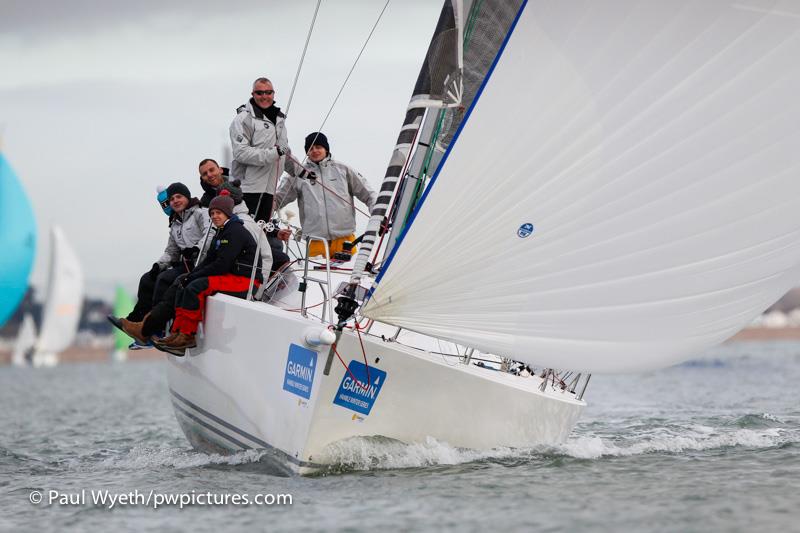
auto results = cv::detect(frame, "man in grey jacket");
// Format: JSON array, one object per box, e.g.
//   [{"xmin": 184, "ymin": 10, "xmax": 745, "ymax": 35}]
[
  {"xmin": 276, "ymin": 132, "xmax": 376, "ymax": 259},
  {"xmin": 229, "ymin": 77, "xmax": 290, "ymax": 224}
]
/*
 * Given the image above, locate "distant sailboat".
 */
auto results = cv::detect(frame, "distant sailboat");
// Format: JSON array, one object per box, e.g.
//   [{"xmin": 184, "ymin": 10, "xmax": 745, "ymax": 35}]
[
  {"xmin": 30, "ymin": 226, "xmax": 84, "ymax": 367},
  {"xmin": 11, "ymin": 313, "xmax": 36, "ymax": 367},
  {"xmin": 111, "ymin": 286, "xmax": 135, "ymax": 361}
]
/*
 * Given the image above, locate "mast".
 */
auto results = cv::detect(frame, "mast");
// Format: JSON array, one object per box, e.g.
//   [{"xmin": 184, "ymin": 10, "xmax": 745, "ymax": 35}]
[{"xmin": 343, "ymin": 0, "xmax": 464, "ymax": 295}]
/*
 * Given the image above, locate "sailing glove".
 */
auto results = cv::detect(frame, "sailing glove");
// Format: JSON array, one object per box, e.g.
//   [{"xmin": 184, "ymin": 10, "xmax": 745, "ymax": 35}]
[
  {"xmin": 276, "ymin": 143, "xmax": 291, "ymax": 157},
  {"xmin": 148, "ymin": 263, "xmax": 161, "ymax": 281}
]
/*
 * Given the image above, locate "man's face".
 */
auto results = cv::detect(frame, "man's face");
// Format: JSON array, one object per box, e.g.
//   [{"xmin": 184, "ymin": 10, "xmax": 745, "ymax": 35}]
[
  {"xmin": 210, "ymin": 209, "xmax": 228, "ymax": 228},
  {"xmin": 199, "ymin": 161, "xmax": 224, "ymax": 188},
  {"xmin": 252, "ymin": 81, "xmax": 275, "ymax": 109},
  {"xmin": 170, "ymin": 194, "xmax": 189, "ymax": 213},
  {"xmin": 307, "ymin": 145, "xmax": 327, "ymax": 163}
]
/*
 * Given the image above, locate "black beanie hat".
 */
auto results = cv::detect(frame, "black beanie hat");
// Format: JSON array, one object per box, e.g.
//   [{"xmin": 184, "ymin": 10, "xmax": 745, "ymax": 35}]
[
  {"xmin": 166, "ymin": 182, "xmax": 191, "ymax": 200},
  {"xmin": 209, "ymin": 189, "xmax": 234, "ymax": 218},
  {"xmin": 304, "ymin": 132, "xmax": 329, "ymax": 155}
]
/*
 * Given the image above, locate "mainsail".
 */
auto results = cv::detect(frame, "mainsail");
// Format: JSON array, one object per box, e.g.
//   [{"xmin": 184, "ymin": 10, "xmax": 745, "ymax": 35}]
[
  {"xmin": 34, "ymin": 226, "xmax": 84, "ymax": 358},
  {"xmin": 362, "ymin": 0, "xmax": 800, "ymax": 373}
]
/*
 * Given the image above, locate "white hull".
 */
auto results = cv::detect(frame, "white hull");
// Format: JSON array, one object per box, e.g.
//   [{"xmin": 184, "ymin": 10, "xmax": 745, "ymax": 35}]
[{"xmin": 166, "ymin": 294, "xmax": 585, "ymax": 475}]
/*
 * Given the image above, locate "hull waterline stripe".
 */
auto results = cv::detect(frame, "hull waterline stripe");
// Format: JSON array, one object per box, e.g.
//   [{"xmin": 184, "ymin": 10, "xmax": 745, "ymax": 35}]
[
  {"xmin": 171, "ymin": 400, "xmax": 252, "ymax": 451},
  {"xmin": 373, "ymin": 0, "xmax": 529, "ymax": 289},
  {"xmin": 169, "ymin": 388, "xmax": 318, "ymax": 468}
]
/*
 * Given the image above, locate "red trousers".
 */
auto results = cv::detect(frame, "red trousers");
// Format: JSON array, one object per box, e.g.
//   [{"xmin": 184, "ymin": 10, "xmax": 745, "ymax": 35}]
[{"xmin": 172, "ymin": 274, "xmax": 258, "ymax": 335}]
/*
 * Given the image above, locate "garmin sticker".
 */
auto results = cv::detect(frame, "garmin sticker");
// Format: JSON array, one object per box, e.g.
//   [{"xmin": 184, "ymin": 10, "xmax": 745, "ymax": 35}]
[
  {"xmin": 282, "ymin": 344, "xmax": 317, "ymax": 400},
  {"xmin": 333, "ymin": 361, "xmax": 387, "ymax": 416}
]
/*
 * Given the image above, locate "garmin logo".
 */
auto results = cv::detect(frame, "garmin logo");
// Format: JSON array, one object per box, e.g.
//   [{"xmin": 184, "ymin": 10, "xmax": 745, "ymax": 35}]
[{"xmin": 517, "ymin": 223, "xmax": 534, "ymax": 238}]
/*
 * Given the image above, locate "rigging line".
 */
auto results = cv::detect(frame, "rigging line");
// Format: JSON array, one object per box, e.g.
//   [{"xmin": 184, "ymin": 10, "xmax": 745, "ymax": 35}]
[
  {"xmin": 285, "ymin": 0, "xmax": 323, "ymax": 117},
  {"xmin": 309, "ymin": 0, "xmax": 392, "ymax": 159}
]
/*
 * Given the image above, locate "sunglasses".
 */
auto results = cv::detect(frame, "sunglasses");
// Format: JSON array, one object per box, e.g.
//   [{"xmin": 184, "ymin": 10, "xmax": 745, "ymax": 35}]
[{"xmin": 253, "ymin": 90, "xmax": 274, "ymax": 96}]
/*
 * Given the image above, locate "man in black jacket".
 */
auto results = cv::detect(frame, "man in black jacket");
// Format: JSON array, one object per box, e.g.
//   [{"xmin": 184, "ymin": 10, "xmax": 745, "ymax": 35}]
[{"xmin": 156, "ymin": 189, "xmax": 261, "ymax": 353}]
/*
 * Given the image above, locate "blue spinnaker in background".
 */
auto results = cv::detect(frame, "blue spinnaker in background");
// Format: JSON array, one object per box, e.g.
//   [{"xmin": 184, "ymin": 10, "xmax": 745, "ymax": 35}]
[{"xmin": 0, "ymin": 153, "xmax": 36, "ymax": 326}]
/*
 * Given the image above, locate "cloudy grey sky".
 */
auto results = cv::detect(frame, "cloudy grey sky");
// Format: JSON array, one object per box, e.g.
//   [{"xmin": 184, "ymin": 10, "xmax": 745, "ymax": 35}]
[{"xmin": 0, "ymin": 0, "xmax": 441, "ymax": 299}]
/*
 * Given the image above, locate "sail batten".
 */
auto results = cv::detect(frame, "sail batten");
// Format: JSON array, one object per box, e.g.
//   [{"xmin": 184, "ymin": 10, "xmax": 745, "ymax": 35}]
[{"xmin": 363, "ymin": 1, "xmax": 800, "ymax": 372}]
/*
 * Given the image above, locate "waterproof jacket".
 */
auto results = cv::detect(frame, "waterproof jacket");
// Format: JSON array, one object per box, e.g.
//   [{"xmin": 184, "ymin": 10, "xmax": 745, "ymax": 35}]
[
  {"xmin": 186, "ymin": 216, "xmax": 261, "ymax": 283},
  {"xmin": 277, "ymin": 156, "xmax": 376, "ymax": 241},
  {"xmin": 233, "ymin": 202, "xmax": 273, "ymax": 275},
  {"xmin": 157, "ymin": 201, "xmax": 210, "ymax": 267},
  {"xmin": 229, "ymin": 100, "xmax": 288, "ymax": 194}
]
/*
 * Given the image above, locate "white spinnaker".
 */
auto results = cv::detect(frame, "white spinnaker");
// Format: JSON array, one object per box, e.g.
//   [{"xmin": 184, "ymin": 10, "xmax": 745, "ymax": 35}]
[
  {"xmin": 35, "ymin": 226, "xmax": 83, "ymax": 355},
  {"xmin": 363, "ymin": 0, "xmax": 800, "ymax": 373}
]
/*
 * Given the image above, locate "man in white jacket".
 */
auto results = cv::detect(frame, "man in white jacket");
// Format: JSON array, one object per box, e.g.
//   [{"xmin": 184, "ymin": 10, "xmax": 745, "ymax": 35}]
[
  {"xmin": 276, "ymin": 132, "xmax": 376, "ymax": 259},
  {"xmin": 229, "ymin": 77, "xmax": 290, "ymax": 224}
]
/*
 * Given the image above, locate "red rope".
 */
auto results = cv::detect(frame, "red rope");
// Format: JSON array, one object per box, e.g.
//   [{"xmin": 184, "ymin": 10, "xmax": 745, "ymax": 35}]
[{"xmin": 330, "ymin": 322, "xmax": 371, "ymax": 391}]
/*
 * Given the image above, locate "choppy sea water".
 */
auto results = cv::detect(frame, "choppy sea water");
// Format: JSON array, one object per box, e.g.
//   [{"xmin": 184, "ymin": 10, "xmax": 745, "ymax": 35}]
[{"xmin": 1, "ymin": 342, "xmax": 798, "ymax": 532}]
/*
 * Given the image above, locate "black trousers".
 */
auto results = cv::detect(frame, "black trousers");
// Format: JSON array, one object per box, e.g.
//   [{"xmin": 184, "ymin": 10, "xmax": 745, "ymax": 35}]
[
  {"xmin": 242, "ymin": 192, "xmax": 274, "ymax": 224},
  {"xmin": 127, "ymin": 266, "xmax": 185, "ymax": 323},
  {"xmin": 127, "ymin": 270, "xmax": 156, "ymax": 322},
  {"xmin": 153, "ymin": 266, "xmax": 184, "ymax": 305},
  {"xmin": 142, "ymin": 274, "xmax": 186, "ymax": 338}
]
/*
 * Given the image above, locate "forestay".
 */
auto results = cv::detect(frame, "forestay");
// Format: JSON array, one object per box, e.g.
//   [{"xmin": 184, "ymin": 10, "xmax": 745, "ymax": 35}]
[{"xmin": 363, "ymin": 0, "xmax": 800, "ymax": 373}]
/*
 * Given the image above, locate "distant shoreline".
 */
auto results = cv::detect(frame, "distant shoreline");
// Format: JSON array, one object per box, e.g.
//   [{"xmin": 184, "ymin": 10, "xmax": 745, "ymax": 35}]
[
  {"xmin": 728, "ymin": 327, "xmax": 800, "ymax": 342},
  {"xmin": 0, "ymin": 346, "xmax": 162, "ymax": 365},
  {"xmin": 1, "ymin": 327, "xmax": 798, "ymax": 365}
]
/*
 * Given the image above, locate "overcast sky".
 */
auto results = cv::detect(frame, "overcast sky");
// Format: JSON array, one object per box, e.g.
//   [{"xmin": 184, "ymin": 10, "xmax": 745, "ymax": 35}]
[{"xmin": 0, "ymin": 0, "xmax": 441, "ymax": 300}]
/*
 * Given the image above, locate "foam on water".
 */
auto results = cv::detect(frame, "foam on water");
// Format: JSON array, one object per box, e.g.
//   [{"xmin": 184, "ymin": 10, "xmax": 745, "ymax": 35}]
[
  {"xmin": 92, "ymin": 446, "xmax": 269, "ymax": 471},
  {"xmin": 313, "ymin": 417, "xmax": 798, "ymax": 472}
]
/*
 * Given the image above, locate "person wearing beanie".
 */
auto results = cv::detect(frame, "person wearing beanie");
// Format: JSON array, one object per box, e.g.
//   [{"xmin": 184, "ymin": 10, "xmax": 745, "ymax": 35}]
[
  {"xmin": 135, "ymin": 181, "xmax": 275, "ymax": 350},
  {"xmin": 229, "ymin": 76, "xmax": 291, "ymax": 223},
  {"xmin": 303, "ymin": 132, "xmax": 329, "ymax": 154},
  {"xmin": 155, "ymin": 189, "xmax": 262, "ymax": 353},
  {"xmin": 208, "ymin": 189, "xmax": 235, "ymax": 217},
  {"xmin": 108, "ymin": 181, "xmax": 210, "ymax": 346},
  {"xmin": 277, "ymin": 131, "xmax": 377, "ymax": 259}
]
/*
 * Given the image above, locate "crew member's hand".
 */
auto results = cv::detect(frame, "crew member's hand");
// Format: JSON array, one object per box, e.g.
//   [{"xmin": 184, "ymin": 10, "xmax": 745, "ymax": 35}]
[
  {"xmin": 148, "ymin": 263, "xmax": 162, "ymax": 281},
  {"xmin": 276, "ymin": 143, "xmax": 291, "ymax": 157},
  {"xmin": 179, "ymin": 246, "xmax": 199, "ymax": 259},
  {"xmin": 277, "ymin": 228, "xmax": 292, "ymax": 241}
]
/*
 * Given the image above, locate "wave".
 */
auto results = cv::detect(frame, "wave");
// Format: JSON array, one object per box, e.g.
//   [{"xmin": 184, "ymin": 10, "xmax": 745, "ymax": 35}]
[
  {"xmin": 313, "ymin": 423, "xmax": 797, "ymax": 472},
  {"xmin": 92, "ymin": 446, "xmax": 271, "ymax": 471}
]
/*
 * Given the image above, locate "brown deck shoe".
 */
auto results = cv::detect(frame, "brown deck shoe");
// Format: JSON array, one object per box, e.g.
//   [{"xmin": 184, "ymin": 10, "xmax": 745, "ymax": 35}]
[
  {"xmin": 164, "ymin": 332, "xmax": 196, "ymax": 350},
  {"xmin": 120, "ymin": 318, "xmax": 148, "ymax": 344},
  {"xmin": 154, "ymin": 331, "xmax": 180, "ymax": 345}
]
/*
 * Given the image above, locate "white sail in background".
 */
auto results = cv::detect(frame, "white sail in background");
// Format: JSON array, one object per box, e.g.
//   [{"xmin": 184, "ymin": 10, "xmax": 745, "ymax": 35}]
[
  {"xmin": 363, "ymin": 1, "xmax": 800, "ymax": 373},
  {"xmin": 33, "ymin": 226, "xmax": 83, "ymax": 365},
  {"xmin": 11, "ymin": 313, "xmax": 36, "ymax": 367}
]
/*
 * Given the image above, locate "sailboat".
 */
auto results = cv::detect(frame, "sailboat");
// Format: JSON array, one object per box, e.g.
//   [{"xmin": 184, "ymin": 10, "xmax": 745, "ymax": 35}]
[
  {"xmin": 30, "ymin": 226, "xmax": 84, "ymax": 367},
  {"xmin": 11, "ymin": 313, "xmax": 37, "ymax": 367},
  {"xmin": 111, "ymin": 286, "xmax": 135, "ymax": 362},
  {"xmin": 165, "ymin": 1, "xmax": 800, "ymax": 474}
]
